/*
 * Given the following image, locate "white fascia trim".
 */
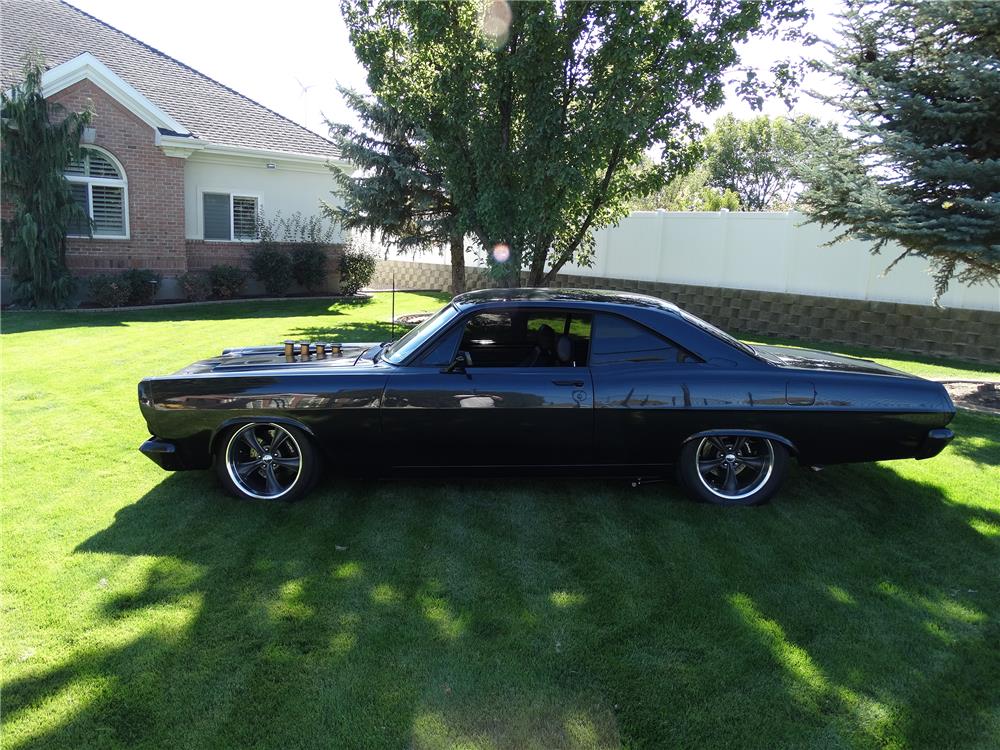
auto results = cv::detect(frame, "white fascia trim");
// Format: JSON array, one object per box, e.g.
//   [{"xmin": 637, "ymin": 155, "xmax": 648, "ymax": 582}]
[
  {"xmin": 40, "ymin": 53, "xmax": 189, "ymax": 135},
  {"xmin": 159, "ymin": 134, "xmax": 350, "ymax": 170}
]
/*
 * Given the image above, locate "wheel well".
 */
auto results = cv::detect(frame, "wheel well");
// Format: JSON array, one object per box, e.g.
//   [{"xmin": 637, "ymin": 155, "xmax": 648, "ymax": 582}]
[
  {"xmin": 683, "ymin": 429, "xmax": 798, "ymax": 456},
  {"xmin": 209, "ymin": 418, "xmax": 315, "ymax": 458}
]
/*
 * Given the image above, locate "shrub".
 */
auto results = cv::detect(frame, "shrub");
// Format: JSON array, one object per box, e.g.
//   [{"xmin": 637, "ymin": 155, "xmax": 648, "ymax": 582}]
[
  {"xmin": 208, "ymin": 264, "xmax": 246, "ymax": 299},
  {"xmin": 179, "ymin": 271, "xmax": 211, "ymax": 302},
  {"xmin": 87, "ymin": 274, "xmax": 131, "ymax": 308},
  {"xmin": 291, "ymin": 245, "xmax": 327, "ymax": 292},
  {"xmin": 340, "ymin": 249, "xmax": 377, "ymax": 296},
  {"xmin": 120, "ymin": 268, "xmax": 161, "ymax": 305},
  {"xmin": 248, "ymin": 245, "xmax": 293, "ymax": 296}
]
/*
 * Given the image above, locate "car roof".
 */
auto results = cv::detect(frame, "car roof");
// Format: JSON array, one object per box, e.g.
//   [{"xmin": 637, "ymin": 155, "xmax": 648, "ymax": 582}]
[{"xmin": 451, "ymin": 288, "xmax": 682, "ymax": 314}]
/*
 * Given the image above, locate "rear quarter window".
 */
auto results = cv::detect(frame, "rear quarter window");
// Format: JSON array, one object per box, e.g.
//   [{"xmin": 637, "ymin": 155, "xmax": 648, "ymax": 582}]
[{"xmin": 591, "ymin": 313, "xmax": 697, "ymax": 365}]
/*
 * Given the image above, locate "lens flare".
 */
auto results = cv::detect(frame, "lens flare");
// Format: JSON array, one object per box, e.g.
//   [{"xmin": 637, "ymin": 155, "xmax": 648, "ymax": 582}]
[
  {"xmin": 481, "ymin": 0, "xmax": 512, "ymax": 49},
  {"xmin": 492, "ymin": 243, "xmax": 511, "ymax": 263}
]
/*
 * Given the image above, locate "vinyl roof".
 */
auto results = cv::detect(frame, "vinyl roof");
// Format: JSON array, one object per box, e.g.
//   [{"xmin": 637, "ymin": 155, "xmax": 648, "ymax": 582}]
[{"xmin": 452, "ymin": 288, "xmax": 681, "ymax": 312}]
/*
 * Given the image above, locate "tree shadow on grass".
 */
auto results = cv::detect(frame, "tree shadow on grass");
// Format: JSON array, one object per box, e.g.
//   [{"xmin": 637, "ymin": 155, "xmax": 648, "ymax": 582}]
[
  {"xmin": 945, "ymin": 410, "xmax": 1000, "ymax": 464},
  {"xmin": 4, "ymin": 451, "xmax": 999, "ymax": 748},
  {"xmin": 285, "ymin": 320, "xmax": 400, "ymax": 344},
  {"xmin": 2, "ymin": 293, "xmax": 447, "ymax": 336}
]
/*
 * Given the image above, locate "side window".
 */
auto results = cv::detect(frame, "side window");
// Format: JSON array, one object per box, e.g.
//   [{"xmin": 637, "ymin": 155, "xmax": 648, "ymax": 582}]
[
  {"xmin": 591, "ymin": 313, "xmax": 692, "ymax": 365},
  {"xmin": 456, "ymin": 310, "xmax": 591, "ymax": 367},
  {"xmin": 203, "ymin": 192, "xmax": 259, "ymax": 241}
]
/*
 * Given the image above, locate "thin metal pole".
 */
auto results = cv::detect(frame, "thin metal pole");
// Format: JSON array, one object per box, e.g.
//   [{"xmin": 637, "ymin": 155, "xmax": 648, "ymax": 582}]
[{"xmin": 390, "ymin": 273, "xmax": 396, "ymax": 341}]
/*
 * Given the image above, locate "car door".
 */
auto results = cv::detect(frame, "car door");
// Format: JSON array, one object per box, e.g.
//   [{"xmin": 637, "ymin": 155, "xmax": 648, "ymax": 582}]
[{"xmin": 381, "ymin": 307, "xmax": 595, "ymax": 469}]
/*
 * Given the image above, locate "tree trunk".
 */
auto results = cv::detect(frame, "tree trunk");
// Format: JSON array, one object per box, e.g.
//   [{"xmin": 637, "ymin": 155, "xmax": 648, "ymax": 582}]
[
  {"xmin": 526, "ymin": 241, "xmax": 548, "ymax": 287},
  {"xmin": 449, "ymin": 233, "xmax": 466, "ymax": 295},
  {"xmin": 527, "ymin": 261, "xmax": 545, "ymax": 288}
]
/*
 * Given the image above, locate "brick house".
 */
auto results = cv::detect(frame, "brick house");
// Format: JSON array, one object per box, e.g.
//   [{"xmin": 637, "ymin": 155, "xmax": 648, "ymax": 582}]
[{"xmin": 2, "ymin": 0, "xmax": 349, "ymax": 299}]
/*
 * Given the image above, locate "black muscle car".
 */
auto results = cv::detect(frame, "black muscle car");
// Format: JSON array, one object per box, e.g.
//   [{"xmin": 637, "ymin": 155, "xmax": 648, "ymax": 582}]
[{"xmin": 138, "ymin": 289, "xmax": 956, "ymax": 505}]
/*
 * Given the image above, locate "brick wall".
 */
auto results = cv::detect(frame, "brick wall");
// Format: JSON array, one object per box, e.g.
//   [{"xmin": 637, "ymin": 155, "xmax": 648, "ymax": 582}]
[
  {"xmin": 48, "ymin": 81, "xmax": 187, "ymax": 276},
  {"xmin": 371, "ymin": 259, "xmax": 1000, "ymax": 366}
]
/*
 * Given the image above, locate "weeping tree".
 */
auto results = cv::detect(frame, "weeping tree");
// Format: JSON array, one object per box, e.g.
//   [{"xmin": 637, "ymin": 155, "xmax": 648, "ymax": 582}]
[
  {"xmin": 327, "ymin": 88, "xmax": 467, "ymax": 293},
  {"xmin": 797, "ymin": 0, "xmax": 1000, "ymax": 301},
  {"xmin": 1, "ymin": 55, "xmax": 91, "ymax": 307},
  {"xmin": 341, "ymin": 0, "xmax": 810, "ymax": 286}
]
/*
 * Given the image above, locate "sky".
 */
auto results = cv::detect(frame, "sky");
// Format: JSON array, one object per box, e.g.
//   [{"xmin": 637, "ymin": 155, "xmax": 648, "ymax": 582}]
[{"xmin": 66, "ymin": 0, "xmax": 844, "ymax": 140}]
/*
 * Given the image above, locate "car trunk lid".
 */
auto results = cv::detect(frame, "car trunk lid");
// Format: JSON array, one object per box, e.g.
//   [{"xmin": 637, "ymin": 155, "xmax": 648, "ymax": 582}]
[{"xmin": 753, "ymin": 345, "xmax": 917, "ymax": 378}]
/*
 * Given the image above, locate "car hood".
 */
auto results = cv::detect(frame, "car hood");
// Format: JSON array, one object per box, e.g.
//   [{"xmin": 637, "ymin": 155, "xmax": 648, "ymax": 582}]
[
  {"xmin": 753, "ymin": 345, "xmax": 916, "ymax": 378},
  {"xmin": 172, "ymin": 343, "xmax": 382, "ymax": 375}
]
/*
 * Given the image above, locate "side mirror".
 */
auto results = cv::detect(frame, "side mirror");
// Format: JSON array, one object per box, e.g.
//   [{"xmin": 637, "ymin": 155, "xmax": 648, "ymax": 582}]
[{"xmin": 445, "ymin": 351, "xmax": 472, "ymax": 373}]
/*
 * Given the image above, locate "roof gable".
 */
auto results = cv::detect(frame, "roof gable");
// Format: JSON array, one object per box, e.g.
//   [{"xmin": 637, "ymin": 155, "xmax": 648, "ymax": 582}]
[
  {"xmin": 40, "ymin": 52, "xmax": 188, "ymax": 135},
  {"xmin": 1, "ymin": 0, "xmax": 339, "ymax": 159}
]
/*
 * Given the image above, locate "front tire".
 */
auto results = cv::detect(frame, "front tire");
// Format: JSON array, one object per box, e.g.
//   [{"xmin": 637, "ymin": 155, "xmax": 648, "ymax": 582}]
[
  {"xmin": 678, "ymin": 435, "xmax": 788, "ymax": 506},
  {"xmin": 215, "ymin": 422, "xmax": 316, "ymax": 502}
]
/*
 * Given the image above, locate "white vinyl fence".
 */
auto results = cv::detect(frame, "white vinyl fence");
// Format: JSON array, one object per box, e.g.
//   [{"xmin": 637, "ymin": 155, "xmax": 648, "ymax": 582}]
[{"xmin": 394, "ymin": 211, "xmax": 1000, "ymax": 312}]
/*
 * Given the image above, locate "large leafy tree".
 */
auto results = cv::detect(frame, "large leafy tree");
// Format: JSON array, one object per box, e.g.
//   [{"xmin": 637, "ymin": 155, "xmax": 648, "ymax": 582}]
[
  {"xmin": 628, "ymin": 161, "xmax": 741, "ymax": 212},
  {"xmin": 327, "ymin": 89, "xmax": 467, "ymax": 293},
  {"xmin": 702, "ymin": 114, "xmax": 822, "ymax": 210},
  {"xmin": 797, "ymin": 0, "xmax": 1000, "ymax": 300},
  {"xmin": 1, "ymin": 55, "xmax": 91, "ymax": 307},
  {"xmin": 341, "ymin": 0, "xmax": 808, "ymax": 285}
]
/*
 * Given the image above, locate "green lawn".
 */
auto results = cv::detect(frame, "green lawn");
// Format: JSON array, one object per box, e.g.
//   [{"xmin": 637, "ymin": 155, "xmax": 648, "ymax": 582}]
[{"xmin": 2, "ymin": 294, "xmax": 999, "ymax": 750}]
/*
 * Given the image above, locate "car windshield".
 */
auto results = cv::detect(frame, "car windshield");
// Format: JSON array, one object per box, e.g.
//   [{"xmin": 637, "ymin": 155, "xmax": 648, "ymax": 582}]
[
  {"xmin": 383, "ymin": 303, "xmax": 461, "ymax": 364},
  {"xmin": 678, "ymin": 309, "xmax": 758, "ymax": 358}
]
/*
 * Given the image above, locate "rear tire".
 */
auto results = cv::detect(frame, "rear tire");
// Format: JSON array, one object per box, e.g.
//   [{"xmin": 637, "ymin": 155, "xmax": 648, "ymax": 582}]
[
  {"xmin": 678, "ymin": 435, "xmax": 788, "ymax": 506},
  {"xmin": 215, "ymin": 422, "xmax": 316, "ymax": 502}
]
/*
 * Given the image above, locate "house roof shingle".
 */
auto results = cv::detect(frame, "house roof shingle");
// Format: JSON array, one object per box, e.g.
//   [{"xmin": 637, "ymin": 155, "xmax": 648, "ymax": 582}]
[{"xmin": 1, "ymin": 0, "xmax": 339, "ymax": 158}]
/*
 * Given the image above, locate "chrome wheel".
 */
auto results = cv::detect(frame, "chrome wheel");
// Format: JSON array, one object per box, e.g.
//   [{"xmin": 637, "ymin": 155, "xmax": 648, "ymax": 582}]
[
  {"xmin": 225, "ymin": 423, "xmax": 303, "ymax": 500},
  {"xmin": 694, "ymin": 436, "xmax": 774, "ymax": 502}
]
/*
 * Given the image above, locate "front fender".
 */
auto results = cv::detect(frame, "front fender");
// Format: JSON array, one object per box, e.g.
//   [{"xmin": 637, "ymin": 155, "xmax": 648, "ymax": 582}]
[{"xmin": 683, "ymin": 429, "xmax": 798, "ymax": 456}]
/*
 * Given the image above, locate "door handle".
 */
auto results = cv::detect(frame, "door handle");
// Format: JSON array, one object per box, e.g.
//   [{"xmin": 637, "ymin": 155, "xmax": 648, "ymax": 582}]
[{"xmin": 552, "ymin": 379, "xmax": 585, "ymax": 387}]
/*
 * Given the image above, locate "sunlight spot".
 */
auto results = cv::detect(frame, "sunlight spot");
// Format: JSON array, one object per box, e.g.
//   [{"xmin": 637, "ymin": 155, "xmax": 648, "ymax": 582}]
[
  {"xmin": 411, "ymin": 711, "xmax": 451, "ymax": 748},
  {"xmin": 549, "ymin": 591, "xmax": 586, "ymax": 608},
  {"xmin": 876, "ymin": 580, "xmax": 899, "ymax": 596},
  {"xmin": 728, "ymin": 593, "xmax": 828, "ymax": 694},
  {"xmin": 924, "ymin": 619, "xmax": 958, "ymax": 645},
  {"xmin": 281, "ymin": 579, "xmax": 305, "ymax": 598},
  {"xmin": 330, "ymin": 631, "xmax": 357, "ymax": 656},
  {"xmin": 875, "ymin": 582, "xmax": 985, "ymax": 623},
  {"xmin": 371, "ymin": 583, "xmax": 402, "ymax": 605},
  {"xmin": 420, "ymin": 595, "xmax": 465, "ymax": 639},
  {"xmin": 333, "ymin": 561, "xmax": 362, "ymax": 580},
  {"xmin": 969, "ymin": 517, "xmax": 1000, "ymax": 537},
  {"xmin": 827, "ymin": 585, "xmax": 856, "ymax": 605},
  {"xmin": 833, "ymin": 686, "xmax": 894, "ymax": 734},
  {"xmin": 2, "ymin": 674, "xmax": 112, "ymax": 748},
  {"xmin": 268, "ymin": 578, "xmax": 314, "ymax": 622},
  {"xmin": 564, "ymin": 710, "xmax": 600, "ymax": 746}
]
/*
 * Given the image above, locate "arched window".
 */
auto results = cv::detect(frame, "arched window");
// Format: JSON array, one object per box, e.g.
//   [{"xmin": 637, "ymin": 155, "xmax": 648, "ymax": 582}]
[{"xmin": 65, "ymin": 147, "xmax": 129, "ymax": 238}]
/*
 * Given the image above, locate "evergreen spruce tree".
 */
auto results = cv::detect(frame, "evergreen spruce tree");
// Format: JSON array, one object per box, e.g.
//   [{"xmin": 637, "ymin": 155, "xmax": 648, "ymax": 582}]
[
  {"xmin": 327, "ymin": 89, "xmax": 466, "ymax": 293},
  {"xmin": 798, "ymin": 0, "xmax": 1000, "ymax": 300}
]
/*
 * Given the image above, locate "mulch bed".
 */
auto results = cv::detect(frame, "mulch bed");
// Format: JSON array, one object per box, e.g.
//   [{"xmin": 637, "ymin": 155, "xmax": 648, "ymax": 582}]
[{"xmin": 939, "ymin": 381, "xmax": 1000, "ymax": 416}]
